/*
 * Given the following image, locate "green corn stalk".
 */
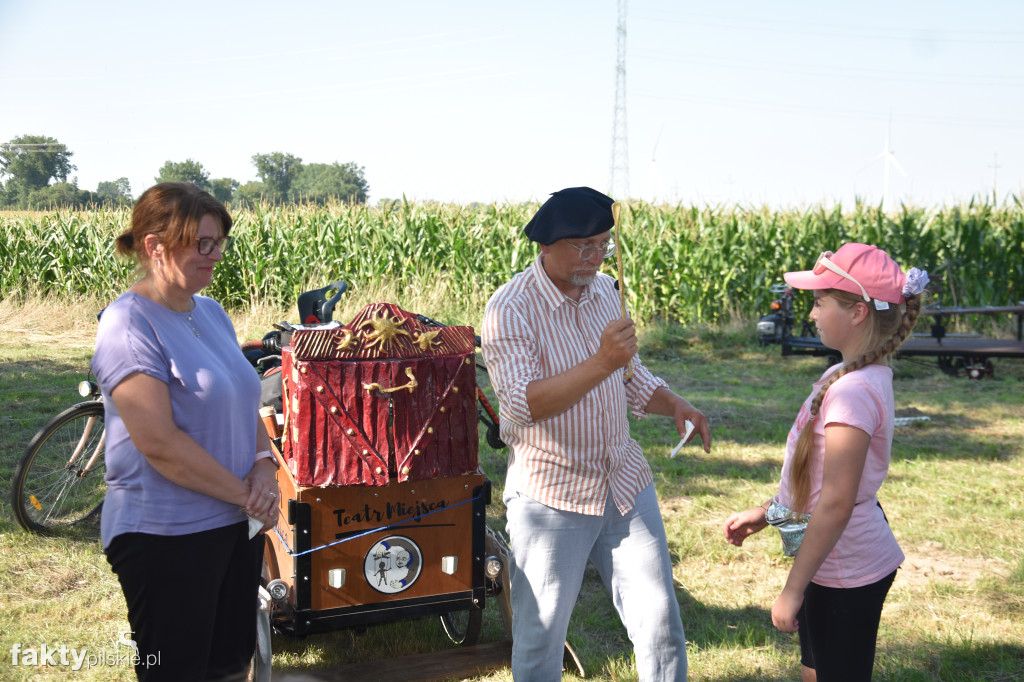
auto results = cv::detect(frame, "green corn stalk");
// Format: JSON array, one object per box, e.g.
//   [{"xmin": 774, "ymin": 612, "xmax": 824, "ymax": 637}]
[{"xmin": 2, "ymin": 198, "xmax": 1021, "ymax": 330}]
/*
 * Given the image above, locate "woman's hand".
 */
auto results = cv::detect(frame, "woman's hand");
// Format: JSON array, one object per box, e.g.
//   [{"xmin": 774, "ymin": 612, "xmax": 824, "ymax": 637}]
[
  {"xmin": 772, "ymin": 587, "xmax": 803, "ymax": 633},
  {"xmin": 243, "ymin": 459, "xmax": 280, "ymax": 531},
  {"xmin": 723, "ymin": 505, "xmax": 769, "ymax": 546}
]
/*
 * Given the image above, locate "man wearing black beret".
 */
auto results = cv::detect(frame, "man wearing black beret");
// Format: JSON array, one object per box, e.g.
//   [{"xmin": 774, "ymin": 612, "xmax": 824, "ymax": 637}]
[{"xmin": 482, "ymin": 186, "xmax": 711, "ymax": 680}]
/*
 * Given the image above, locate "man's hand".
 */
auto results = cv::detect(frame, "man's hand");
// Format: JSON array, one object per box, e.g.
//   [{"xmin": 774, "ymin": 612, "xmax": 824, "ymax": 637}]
[
  {"xmin": 672, "ymin": 401, "xmax": 711, "ymax": 453},
  {"xmin": 594, "ymin": 317, "xmax": 638, "ymax": 373},
  {"xmin": 645, "ymin": 387, "xmax": 712, "ymax": 453}
]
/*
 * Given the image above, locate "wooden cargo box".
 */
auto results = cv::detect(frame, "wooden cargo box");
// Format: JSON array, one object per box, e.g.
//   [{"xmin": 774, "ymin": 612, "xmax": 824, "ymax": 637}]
[{"xmin": 264, "ymin": 470, "xmax": 490, "ymax": 635}]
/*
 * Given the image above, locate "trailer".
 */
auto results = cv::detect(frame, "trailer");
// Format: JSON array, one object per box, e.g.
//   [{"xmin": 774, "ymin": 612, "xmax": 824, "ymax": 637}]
[{"xmin": 756, "ymin": 284, "xmax": 1024, "ymax": 378}]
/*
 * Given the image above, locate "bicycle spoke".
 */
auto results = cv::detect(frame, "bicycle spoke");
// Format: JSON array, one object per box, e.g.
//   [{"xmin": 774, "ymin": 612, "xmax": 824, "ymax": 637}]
[{"xmin": 14, "ymin": 402, "xmax": 106, "ymax": 533}]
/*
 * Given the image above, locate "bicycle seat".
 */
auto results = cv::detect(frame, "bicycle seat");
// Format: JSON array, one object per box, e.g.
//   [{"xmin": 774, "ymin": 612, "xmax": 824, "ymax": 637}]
[{"xmin": 297, "ymin": 281, "xmax": 348, "ymax": 324}]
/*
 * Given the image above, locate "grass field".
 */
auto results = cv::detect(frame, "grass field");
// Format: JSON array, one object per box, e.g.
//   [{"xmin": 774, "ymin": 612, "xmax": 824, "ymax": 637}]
[{"xmin": 1, "ymin": 294, "xmax": 1022, "ymax": 681}]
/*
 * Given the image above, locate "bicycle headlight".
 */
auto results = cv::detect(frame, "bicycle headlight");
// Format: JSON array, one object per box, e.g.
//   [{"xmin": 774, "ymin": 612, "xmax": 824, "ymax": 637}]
[
  {"xmin": 266, "ymin": 579, "xmax": 290, "ymax": 602},
  {"xmin": 484, "ymin": 555, "xmax": 503, "ymax": 580},
  {"xmin": 78, "ymin": 381, "xmax": 100, "ymax": 398}
]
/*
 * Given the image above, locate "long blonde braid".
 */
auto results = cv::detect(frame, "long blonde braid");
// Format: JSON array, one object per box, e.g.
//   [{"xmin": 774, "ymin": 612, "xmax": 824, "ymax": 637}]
[{"xmin": 787, "ymin": 290, "xmax": 922, "ymax": 513}]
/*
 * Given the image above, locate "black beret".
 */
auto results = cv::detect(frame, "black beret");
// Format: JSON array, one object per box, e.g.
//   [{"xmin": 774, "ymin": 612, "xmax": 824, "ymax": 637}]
[{"xmin": 523, "ymin": 186, "xmax": 615, "ymax": 245}]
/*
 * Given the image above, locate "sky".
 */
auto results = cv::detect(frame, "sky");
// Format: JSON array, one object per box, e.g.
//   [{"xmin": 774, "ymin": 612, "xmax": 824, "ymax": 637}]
[{"xmin": 1, "ymin": 0, "xmax": 1022, "ymax": 209}]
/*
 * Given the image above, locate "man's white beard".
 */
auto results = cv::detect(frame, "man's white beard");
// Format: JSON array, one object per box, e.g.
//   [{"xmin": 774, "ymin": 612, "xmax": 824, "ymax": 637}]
[{"xmin": 570, "ymin": 271, "xmax": 596, "ymax": 287}]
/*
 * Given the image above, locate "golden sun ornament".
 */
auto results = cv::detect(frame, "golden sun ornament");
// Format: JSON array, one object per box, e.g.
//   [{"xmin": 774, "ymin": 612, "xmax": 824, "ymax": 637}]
[
  {"xmin": 358, "ymin": 311, "xmax": 411, "ymax": 355},
  {"xmin": 333, "ymin": 329, "xmax": 358, "ymax": 353},
  {"xmin": 414, "ymin": 329, "xmax": 442, "ymax": 352}
]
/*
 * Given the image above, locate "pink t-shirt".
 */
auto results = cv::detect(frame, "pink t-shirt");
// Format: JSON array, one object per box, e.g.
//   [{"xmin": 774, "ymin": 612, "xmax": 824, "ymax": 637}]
[{"xmin": 778, "ymin": 363, "xmax": 904, "ymax": 588}]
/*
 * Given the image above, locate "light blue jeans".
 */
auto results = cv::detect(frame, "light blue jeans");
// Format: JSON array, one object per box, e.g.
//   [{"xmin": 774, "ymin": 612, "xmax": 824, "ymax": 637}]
[{"xmin": 504, "ymin": 485, "xmax": 687, "ymax": 681}]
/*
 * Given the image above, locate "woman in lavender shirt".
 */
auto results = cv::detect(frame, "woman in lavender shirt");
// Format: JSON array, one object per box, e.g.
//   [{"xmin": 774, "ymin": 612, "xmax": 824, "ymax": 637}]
[{"xmin": 93, "ymin": 183, "xmax": 278, "ymax": 681}]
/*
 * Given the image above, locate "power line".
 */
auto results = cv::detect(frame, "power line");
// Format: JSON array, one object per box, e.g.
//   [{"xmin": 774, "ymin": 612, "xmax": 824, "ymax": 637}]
[
  {"xmin": 633, "ymin": 49, "xmax": 1024, "ymax": 88},
  {"xmin": 1, "ymin": 143, "xmax": 70, "ymax": 148},
  {"xmin": 0, "ymin": 148, "xmax": 71, "ymax": 155},
  {"xmin": 632, "ymin": 88, "xmax": 1024, "ymax": 130},
  {"xmin": 633, "ymin": 10, "xmax": 1024, "ymax": 44}
]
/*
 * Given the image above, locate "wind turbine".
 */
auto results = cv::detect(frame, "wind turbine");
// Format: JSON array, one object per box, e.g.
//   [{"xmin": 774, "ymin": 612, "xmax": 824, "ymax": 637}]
[
  {"xmin": 648, "ymin": 123, "xmax": 665, "ymax": 203},
  {"xmin": 859, "ymin": 116, "xmax": 906, "ymax": 209}
]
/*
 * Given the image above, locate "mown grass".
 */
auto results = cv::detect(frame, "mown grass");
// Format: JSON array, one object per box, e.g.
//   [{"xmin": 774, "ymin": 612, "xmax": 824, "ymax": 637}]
[{"xmin": 1, "ymin": 292, "xmax": 1022, "ymax": 681}]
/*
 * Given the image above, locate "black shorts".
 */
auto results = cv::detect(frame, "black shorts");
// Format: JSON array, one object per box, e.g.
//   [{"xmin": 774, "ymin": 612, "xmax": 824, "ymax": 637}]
[
  {"xmin": 798, "ymin": 568, "xmax": 898, "ymax": 682},
  {"xmin": 105, "ymin": 522, "xmax": 264, "ymax": 681}
]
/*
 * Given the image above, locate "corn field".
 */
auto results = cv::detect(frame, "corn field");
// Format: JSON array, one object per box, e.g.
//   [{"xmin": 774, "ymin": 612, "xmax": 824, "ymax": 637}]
[{"xmin": 1, "ymin": 198, "xmax": 1021, "ymax": 327}]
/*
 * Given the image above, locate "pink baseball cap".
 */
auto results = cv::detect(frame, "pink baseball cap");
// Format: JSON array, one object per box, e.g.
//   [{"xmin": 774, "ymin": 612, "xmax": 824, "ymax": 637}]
[{"xmin": 784, "ymin": 243, "xmax": 907, "ymax": 305}]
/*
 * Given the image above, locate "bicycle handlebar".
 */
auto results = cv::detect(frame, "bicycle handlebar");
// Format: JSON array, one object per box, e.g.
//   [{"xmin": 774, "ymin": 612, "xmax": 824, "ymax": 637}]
[{"xmin": 241, "ymin": 337, "xmax": 283, "ymax": 356}]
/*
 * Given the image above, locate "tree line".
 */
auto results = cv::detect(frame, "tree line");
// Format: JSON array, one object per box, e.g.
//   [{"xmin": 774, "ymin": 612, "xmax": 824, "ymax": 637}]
[{"xmin": 0, "ymin": 135, "xmax": 369, "ymax": 209}]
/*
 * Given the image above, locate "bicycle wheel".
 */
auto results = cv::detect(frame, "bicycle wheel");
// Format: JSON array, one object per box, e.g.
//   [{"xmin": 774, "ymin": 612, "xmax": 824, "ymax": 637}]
[
  {"xmin": 12, "ymin": 401, "xmax": 106, "ymax": 534},
  {"xmin": 251, "ymin": 585, "xmax": 273, "ymax": 682},
  {"xmin": 440, "ymin": 607, "xmax": 483, "ymax": 647}
]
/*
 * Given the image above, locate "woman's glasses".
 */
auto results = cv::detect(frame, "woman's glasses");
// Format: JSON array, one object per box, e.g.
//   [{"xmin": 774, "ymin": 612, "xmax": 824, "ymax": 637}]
[{"xmin": 195, "ymin": 236, "xmax": 232, "ymax": 256}]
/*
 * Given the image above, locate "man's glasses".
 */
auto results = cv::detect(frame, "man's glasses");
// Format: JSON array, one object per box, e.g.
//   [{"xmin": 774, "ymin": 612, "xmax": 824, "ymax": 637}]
[
  {"xmin": 195, "ymin": 236, "xmax": 232, "ymax": 256},
  {"xmin": 814, "ymin": 251, "xmax": 870, "ymax": 301},
  {"xmin": 565, "ymin": 239, "xmax": 616, "ymax": 261}
]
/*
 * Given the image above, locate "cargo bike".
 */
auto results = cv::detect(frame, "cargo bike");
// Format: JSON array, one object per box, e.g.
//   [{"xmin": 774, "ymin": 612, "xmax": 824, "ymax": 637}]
[{"xmin": 245, "ymin": 284, "xmax": 519, "ymax": 678}]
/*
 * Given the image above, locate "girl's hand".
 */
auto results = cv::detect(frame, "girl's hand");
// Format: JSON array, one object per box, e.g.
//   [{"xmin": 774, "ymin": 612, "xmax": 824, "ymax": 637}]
[
  {"xmin": 723, "ymin": 506, "xmax": 769, "ymax": 546},
  {"xmin": 771, "ymin": 587, "xmax": 803, "ymax": 633}
]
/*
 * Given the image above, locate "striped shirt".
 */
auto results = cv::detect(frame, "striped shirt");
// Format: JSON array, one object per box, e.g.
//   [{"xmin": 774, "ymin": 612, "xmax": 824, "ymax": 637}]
[{"xmin": 481, "ymin": 254, "xmax": 667, "ymax": 516}]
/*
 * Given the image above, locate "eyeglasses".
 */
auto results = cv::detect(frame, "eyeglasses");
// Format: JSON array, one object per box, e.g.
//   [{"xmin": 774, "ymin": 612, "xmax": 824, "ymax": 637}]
[
  {"xmin": 195, "ymin": 236, "xmax": 232, "ymax": 256},
  {"xmin": 565, "ymin": 239, "xmax": 616, "ymax": 261},
  {"xmin": 814, "ymin": 251, "xmax": 870, "ymax": 302}
]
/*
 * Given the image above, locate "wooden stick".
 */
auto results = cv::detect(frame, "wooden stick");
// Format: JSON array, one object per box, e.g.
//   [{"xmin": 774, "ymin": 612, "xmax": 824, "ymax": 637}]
[
  {"xmin": 611, "ymin": 202, "xmax": 633, "ymax": 381},
  {"xmin": 612, "ymin": 203, "xmax": 628, "ymax": 317}
]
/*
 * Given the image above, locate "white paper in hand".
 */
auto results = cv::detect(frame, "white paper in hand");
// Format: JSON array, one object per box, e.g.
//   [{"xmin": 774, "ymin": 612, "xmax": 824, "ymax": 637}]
[
  {"xmin": 669, "ymin": 420, "xmax": 696, "ymax": 458},
  {"xmin": 247, "ymin": 514, "xmax": 264, "ymax": 539}
]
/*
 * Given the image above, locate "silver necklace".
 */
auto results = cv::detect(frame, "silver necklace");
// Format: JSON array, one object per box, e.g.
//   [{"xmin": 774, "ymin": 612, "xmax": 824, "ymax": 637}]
[{"xmin": 148, "ymin": 279, "xmax": 200, "ymax": 338}]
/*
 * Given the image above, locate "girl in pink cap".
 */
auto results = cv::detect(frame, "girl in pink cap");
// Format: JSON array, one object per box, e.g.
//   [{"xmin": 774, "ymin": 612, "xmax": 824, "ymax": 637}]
[{"xmin": 724, "ymin": 243, "xmax": 929, "ymax": 681}]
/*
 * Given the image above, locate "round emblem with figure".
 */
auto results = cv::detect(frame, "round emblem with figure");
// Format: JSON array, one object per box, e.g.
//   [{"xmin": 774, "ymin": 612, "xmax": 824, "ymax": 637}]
[{"xmin": 363, "ymin": 536, "xmax": 423, "ymax": 594}]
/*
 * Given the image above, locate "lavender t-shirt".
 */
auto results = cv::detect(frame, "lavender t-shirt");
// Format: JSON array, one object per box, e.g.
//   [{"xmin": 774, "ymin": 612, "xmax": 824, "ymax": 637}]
[
  {"xmin": 92, "ymin": 292, "xmax": 261, "ymax": 549},
  {"xmin": 778, "ymin": 363, "xmax": 905, "ymax": 588}
]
